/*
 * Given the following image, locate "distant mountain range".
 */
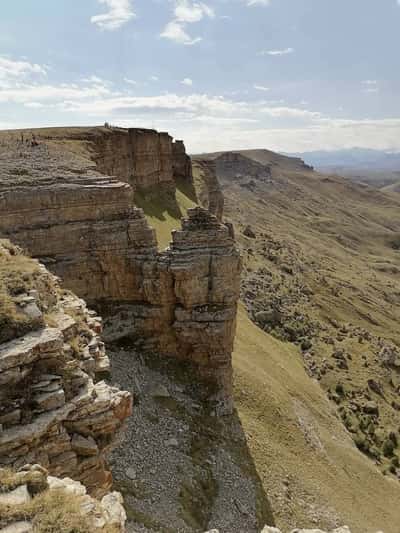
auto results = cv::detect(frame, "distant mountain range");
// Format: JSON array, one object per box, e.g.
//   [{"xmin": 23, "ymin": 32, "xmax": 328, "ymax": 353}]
[{"xmin": 287, "ymin": 148, "xmax": 400, "ymax": 172}]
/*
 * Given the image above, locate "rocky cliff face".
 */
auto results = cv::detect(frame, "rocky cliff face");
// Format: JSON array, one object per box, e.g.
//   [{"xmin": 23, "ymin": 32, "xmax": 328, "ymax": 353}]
[
  {"xmin": 104, "ymin": 207, "xmax": 241, "ymax": 408},
  {"xmin": 192, "ymin": 158, "xmax": 224, "ymax": 221},
  {"xmin": 32, "ymin": 126, "xmax": 193, "ymax": 196},
  {"xmin": 92, "ymin": 128, "xmax": 176, "ymax": 195},
  {"xmin": 172, "ymin": 139, "xmax": 193, "ymax": 182},
  {"xmin": 0, "ymin": 241, "xmax": 132, "ymax": 498},
  {"xmin": 0, "ymin": 130, "xmax": 241, "ymax": 408},
  {"xmin": 164, "ymin": 207, "xmax": 241, "ymax": 403},
  {"xmin": 0, "ymin": 176, "xmax": 158, "ymax": 305}
]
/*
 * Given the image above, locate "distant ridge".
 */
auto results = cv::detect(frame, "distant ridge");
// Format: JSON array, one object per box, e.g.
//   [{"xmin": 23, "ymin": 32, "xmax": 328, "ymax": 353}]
[
  {"xmin": 193, "ymin": 148, "xmax": 313, "ymax": 173},
  {"xmin": 287, "ymin": 147, "xmax": 400, "ymax": 171}
]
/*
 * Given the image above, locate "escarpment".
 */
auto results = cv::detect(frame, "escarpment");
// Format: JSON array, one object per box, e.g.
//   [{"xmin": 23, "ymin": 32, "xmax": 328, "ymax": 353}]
[
  {"xmin": 91, "ymin": 128, "xmax": 184, "ymax": 196},
  {"xmin": 0, "ymin": 126, "xmax": 241, "ymax": 407},
  {"xmin": 0, "ymin": 241, "xmax": 132, "ymax": 498},
  {"xmin": 0, "ymin": 177, "xmax": 158, "ymax": 304},
  {"xmin": 191, "ymin": 158, "xmax": 225, "ymax": 221}
]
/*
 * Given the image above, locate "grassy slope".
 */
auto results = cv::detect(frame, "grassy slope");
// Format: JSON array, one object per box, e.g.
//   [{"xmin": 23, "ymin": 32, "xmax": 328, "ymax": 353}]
[
  {"xmin": 233, "ymin": 306, "xmax": 400, "ymax": 533},
  {"xmin": 135, "ymin": 182, "xmax": 197, "ymax": 250},
  {"xmin": 133, "ymin": 173, "xmax": 400, "ymax": 532}
]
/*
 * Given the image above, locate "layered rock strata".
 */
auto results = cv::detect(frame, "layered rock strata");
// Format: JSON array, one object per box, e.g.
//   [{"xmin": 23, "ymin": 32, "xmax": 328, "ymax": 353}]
[
  {"xmin": 0, "ymin": 243, "xmax": 132, "ymax": 497},
  {"xmin": 0, "ymin": 177, "xmax": 158, "ymax": 305},
  {"xmin": 172, "ymin": 139, "xmax": 193, "ymax": 182},
  {"xmin": 165, "ymin": 207, "xmax": 241, "ymax": 401},
  {"xmin": 0, "ymin": 130, "xmax": 241, "ymax": 406},
  {"xmin": 0, "ymin": 138, "xmax": 241, "ymax": 401},
  {"xmin": 191, "ymin": 158, "xmax": 224, "ymax": 221},
  {"xmin": 105, "ymin": 207, "xmax": 242, "ymax": 407},
  {"xmin": 92, "ymin": 128, "xmax": 177, "ymax": 194}
]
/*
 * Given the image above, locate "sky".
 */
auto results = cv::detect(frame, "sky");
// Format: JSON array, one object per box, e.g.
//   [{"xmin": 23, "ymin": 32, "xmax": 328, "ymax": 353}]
[{"xmin": 1, "ymin": 0, "xmax": 400, "ymax": 153}]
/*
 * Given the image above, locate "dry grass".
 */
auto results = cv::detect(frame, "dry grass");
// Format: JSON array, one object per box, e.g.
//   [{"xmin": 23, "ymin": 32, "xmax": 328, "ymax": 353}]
[
  {"xmin": 0, "ymin": 241, "xmax": 45, "ymax": 343},
  {"xmin": 0, "ymin": 468, "xmax": 122, "ymax": 533},
  {"xmin": 134, "ymin": 182, "xmax": 197, "ymax": 250},
  {"xmin": 233, "ymin": 306, "xmax": 400, "ymax": 533},
  {"xmin": 0, "ymin": 489, "xmax": 93, "ymax": 533}
]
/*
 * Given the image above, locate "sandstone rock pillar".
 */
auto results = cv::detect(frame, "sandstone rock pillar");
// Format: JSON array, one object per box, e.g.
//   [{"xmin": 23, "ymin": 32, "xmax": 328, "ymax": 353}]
[{"xmin": 165, "ymin": 207, "xmax": 242, "ymax": 412}]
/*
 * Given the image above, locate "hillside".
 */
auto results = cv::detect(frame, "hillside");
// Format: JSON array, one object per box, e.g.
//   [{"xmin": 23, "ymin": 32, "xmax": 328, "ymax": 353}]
[
  {"xmin": 192, "ymin": 148, "xmax": 400, "ymax": 531},
  {"xmin": 383, "ymin": 181, "xmax": 400, "ymax": 194},
  {"xmin": 2, "ymin": 127, "xmax": 400, "ymax": 532}
]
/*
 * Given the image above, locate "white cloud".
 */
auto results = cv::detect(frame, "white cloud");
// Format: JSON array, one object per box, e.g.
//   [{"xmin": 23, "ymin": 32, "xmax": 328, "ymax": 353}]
[
  {"xmin": 246, "ymin": 0, "xmax": 271, "ymax": 5},
  {"xmin": 150, "ymin": 75, "xmax": 159, "ymax": 82},
  {"xmin": 181, "ymin": 78, "xmax": 193, "ymax": 86},
  {"xmin": 161, "ymin": 1, "xmax": 214, "ymax": 45},
  {"xmin": 260, "ymin": 106, "xmax": 322, "ymax": 119},
  {"xmin": 124, "ymin": 78, "xmax": 138, "ymax": 85},
  {"xmin": 91, "ymin": 0, "xmax": 135, "ymax": 31},
  {"xmin": 259, "ymin": 47, "xmax": 294, "ymax": 56},
  {"xmin": 161, "ymin": 21, "xmax": 202, "ymax": 45},
  {"xmin": 2, "ymin": 67, "xmax": 400, "ymax": 154},
  {"xmin": 174, "ymin": 0, "xmax": 214, "ymax": 22},
  {"xmin": 362, "ymin": 80, "xmax": 379, "ymax": 93},
  {"xmin": 253, "ymin": 84, "xmax": 269, "ymax": 92},
  {"xmin": 0, "ymin": 56, "xmax": 47, "ymax": 88},
  {"xmin": 24, "ymin": 102, "xmax": 46, "ymax": 109},
  {"xmin": 0, "ymin": 81, "xmax": 111, "ymax": 104}
]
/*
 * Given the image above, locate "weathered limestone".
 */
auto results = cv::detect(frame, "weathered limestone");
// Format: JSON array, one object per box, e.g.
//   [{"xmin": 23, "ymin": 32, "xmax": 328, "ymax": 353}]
[
  {"xmin": 0, "ymin": 247, "xmax": 132, "ymax": 496},
  {"xmin": 172, "ymin": 139, "xmax": 193, "ymax": 182},
  {"xmin": 93, "ymin": 128, "xmax": 177, "ymax": 195},
  {"xmin": 103, "ymin": 207, "xmax": 241, "ymax": 407},
  {"xmin": 0, "ymin": 465, "xmax": 127, "ymax": 532},
  {"xmin": 191, "ymin": 158, "xmax": 224, "ymax": 221},
  {"xmin": 165, "ymin": 207, "xmax": 242, "ymax": 404},
  {"xmin": 0, "ymin": 128, "xmax": 241, "ymax": 408},
  {"xmin": 0, "ymin": 178, "xmax": 158, "ymax": 305}
]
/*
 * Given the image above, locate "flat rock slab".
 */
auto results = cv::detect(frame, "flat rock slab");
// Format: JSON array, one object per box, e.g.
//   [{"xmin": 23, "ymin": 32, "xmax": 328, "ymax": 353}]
[
  {"xmin": 0, "ymin": 484, "xmax": 31, "ymax": 506},
  {"xmin": 0, "ymin": 521, "xmax": 33, "ymax": 533},
  {"xmin": 0, "ymin": 328, "xmax": 63, "ymax": 372}
]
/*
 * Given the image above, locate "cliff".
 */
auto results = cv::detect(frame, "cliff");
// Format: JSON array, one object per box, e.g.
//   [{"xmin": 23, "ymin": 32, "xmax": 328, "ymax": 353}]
[
  {"xmin": 191, "ymin": 158, "xmax": 224, "ymax": 220},
  {"xmin": 0, "ymin": 241, "xmax": 132, "ymax": 497},
  {"xmin": 15, "ymin": 126, "xmax": 194, "ymax": 196},
  {"xmin": 0, "ymin": 128, "xmax": 241, "ymax": 407}
]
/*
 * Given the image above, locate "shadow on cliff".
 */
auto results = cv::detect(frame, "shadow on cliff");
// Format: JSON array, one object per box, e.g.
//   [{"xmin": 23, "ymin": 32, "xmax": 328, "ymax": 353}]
[
  {"xmin": 108, "ymin": 345, "xmax": 275, "ymax": 532},
  {"xmin": 134, "ymin": 180, "xmax": 198, "ymax": 222}
]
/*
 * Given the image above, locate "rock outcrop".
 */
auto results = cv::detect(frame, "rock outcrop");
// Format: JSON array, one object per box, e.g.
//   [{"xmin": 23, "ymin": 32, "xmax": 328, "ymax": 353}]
[
  {"xmin": 105, "ymin": 207, "xmax": 242, "ymax": 408},
  {"xmin": 0, "ymin": 464, "xmax": 127, "ymax": 532},
  {"xmin": 191, "ymin": 158, "xmax": 224, "ymax": 221},
  {"xmin": 165, "ymin": 207, "xmax": 241, "ymax": 404},
  {"xmin": 0, "ymin": 242, "xmax": 132, "ymax": 497},
  {"xmin": 172, "ymin": 139, "xmax": 193, "ymax": 182},
  {"xmin": 92, "ymin": 128, "xmax": 177, "ymax": 195},
  {"xmin": 0, "ymin": 128, "xmax": 241, "ymax": 407},
  {"xmin": 0, "ymin": 176, "xmax": 158, "ymax": 306},
  {"xmin": 213, "ymin": 151, "xmax": 272, "ymax": 182}
]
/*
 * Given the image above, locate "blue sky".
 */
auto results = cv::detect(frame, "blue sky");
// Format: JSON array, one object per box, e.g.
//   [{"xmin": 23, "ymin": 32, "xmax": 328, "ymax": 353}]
[{"xmin": 1, "ymin": 0, "xmax": 400, "ymax": 152}]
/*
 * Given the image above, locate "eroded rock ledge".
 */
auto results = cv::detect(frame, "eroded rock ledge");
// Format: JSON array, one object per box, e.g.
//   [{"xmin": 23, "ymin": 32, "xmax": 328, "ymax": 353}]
[
  {"xmin": 0, "ymin": 168, "xmax": 241, "ymax": 407},
  {"xmin": 0, "ymin": 242, "xmax": 132, "ymax": 497}
]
